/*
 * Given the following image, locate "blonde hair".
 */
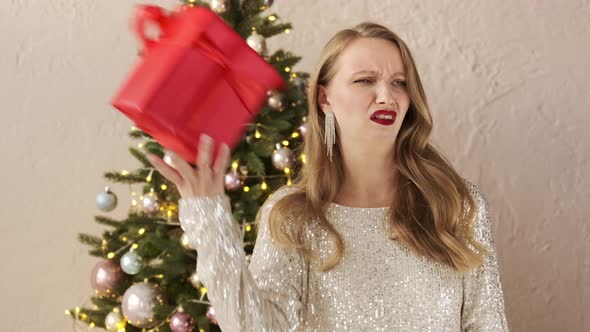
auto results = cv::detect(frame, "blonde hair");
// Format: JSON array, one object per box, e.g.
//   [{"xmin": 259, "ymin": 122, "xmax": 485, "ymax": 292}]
[{"xmin": 260, "ymin": 22, "xmax": 488, "ymax": 273}]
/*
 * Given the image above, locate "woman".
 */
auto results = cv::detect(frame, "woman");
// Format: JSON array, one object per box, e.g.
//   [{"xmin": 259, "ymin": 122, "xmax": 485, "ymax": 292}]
[{"xmin": 147, "ymin": 22, "xmax": 509, "ymax": 331}]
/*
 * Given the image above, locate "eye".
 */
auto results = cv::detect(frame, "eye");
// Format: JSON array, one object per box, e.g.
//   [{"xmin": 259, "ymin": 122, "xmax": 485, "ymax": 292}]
[
  {"xmin": 354, "ymin": 78, "xmax": 373, "ymax": 84},
  {"xmin": 393, "ymin": 80, "xmax": 407, "ymax": 87}
]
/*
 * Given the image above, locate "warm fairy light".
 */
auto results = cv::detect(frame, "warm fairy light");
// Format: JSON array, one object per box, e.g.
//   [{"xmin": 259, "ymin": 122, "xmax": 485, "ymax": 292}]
[
  {"xmin": 131, "ymin": 126, "xmax": 138, "ymax": 131},
  {"xmin": 131, "ymin": 199, "xmax": 138, "ymax": 206},
  {"xmin": 131, "ymin": 243, "xmax": 138, "ymax": 249},
  {"xmin": 284, "ymin": 167, "xmax": 291, "ymax": 174},
  {"xmin": 181, "ymin": 235, "xmax": 190, "ymax": 247},
  {"xmin": 268, "ymin": 15, "xmax": 276, "ymax": 21},
  {"xmin": 255, "ymin": 130, "xmax": 261, "ymax": 138},
  {"xmin": 301, "ymin": 153, "xmax": 307, "ymax": 164},
  {"xmin": 64, "ymin": 309, "xmax": 71, "ymax": 316},
  {"xmin": 121, "ymin": 236, "xmax": 128, "ymax": 241},
  {"xmin": 160, "ymin": 184, "xmax": 167, "ymax": 190},
  {"xmin": 88, "ymin": 321, "xmax": 94, "ymax": 327},
  {"xmin": 121, "ymin": 170, "xmax": 129, "ymax": 176},
  {"xmin": 244, "ymin": 186, "xmax": 250, "ymax": 192},
  {"xmin": 287, "ymin": 178, "xmax": 292, "ymax": 185},
  {"xmin": 200, "ymin": 287, "xmax": 207, "ymax": 296},
  {"xmin": 285, "ymin": 28, "xmax": 291, "ymax": 34},
  {"xmin": 146, "ymin": 174, "xmax": 152, "ymax": 182},
  {"xmin": 232, "ymin": 161, "xmax": 239, "ymax": 170},
  {"xmin": 107, "ymin": 252, "xmax": 115, "ymax": 259},
  {"xmin": 282, "ymin": 140, "xmax": 289, "ymax": 146},
  {"xmin": 138, "ymin": 143, "xmax": 143, "ymax": 148},
  {"xmin": 261, "ymin": 181, "xmax": 268, "ymax": 190},
  {"xmin": 284, "ymin": 67, "xmax": 291, "ymax": 72},
  {"xmin": 138, "ymin": 228, "xmax": 146, "ymax": 235},
  {"xmin": 245, "ymin": 224, "xmax": 252, "ymax": 232},
  {"xmin": 291, "ymin": 132, "xmax": 300, "ymax": 138}
]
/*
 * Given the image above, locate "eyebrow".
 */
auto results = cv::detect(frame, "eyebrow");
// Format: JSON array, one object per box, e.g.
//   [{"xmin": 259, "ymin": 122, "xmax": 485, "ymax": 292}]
[{"xmin": 351, "ymin": 70, "xmax": 406, "ymax": 77}]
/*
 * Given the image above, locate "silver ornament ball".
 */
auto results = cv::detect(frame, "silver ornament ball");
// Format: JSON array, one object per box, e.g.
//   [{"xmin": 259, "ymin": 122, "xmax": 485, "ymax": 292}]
[
  {"xmin": 96, "ymin": 186, "xmax": 118, "ymax": 212},
  {"xmin": 120, "ymin": 250, "xmax": 143, "ymax": 275}
]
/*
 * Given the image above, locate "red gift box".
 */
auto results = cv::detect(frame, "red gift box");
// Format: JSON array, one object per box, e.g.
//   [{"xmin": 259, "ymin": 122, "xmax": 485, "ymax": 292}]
[{"xmin": 111, "ymin": 5, "xmax": 285, "ymax": 163}]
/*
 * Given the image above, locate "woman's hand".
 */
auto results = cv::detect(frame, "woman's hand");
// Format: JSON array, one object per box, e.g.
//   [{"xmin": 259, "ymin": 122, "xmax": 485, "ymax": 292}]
[{"xmin": 146, "ymin": 134, "xmax": 231, "ymax": 199}]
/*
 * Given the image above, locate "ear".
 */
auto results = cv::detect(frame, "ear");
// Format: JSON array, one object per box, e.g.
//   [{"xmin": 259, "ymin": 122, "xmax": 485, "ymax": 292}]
[{"xmin": 317, "ymin": 85, "xmax": 331, "ymax": 113}]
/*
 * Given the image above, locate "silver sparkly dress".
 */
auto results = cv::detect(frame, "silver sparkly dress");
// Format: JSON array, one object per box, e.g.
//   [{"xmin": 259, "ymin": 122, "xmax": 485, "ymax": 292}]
[{"xmin": 179, "ymin": 181, "xmax": 509, "ymax": 332}]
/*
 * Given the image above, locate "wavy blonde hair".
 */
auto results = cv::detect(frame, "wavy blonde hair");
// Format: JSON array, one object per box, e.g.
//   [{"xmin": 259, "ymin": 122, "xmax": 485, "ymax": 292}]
[{"xmin": 261, "ymin": 22, "xmax": 488, "ymax": 273}]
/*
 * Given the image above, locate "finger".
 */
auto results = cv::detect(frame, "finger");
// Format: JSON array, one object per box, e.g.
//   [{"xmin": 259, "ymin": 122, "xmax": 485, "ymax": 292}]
[
  {"xmin": 167, "ymin": 150, "xmax": 197, "ymax": 183},
  {"xmin": 212, "ymin": 143, "xmax": 231, "ymax": 175},
  {"xmin": 146, "ymin": 154, "xmax": 183, "ymax": 184},
  {"xmin": 197, "ymin": 134, "xmax": 215, "ymax": 167}
]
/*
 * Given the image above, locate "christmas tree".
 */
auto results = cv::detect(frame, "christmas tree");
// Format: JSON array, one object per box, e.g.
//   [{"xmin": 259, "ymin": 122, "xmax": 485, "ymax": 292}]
[{"xmin": 65, "ymin": 0, "xmax": 309, "ymax": 331}]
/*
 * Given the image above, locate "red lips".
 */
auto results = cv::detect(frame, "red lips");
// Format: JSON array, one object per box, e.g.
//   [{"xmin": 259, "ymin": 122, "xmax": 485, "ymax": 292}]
[{"xmin": 370, "ymin": 110, "xmax": 397, "ymax": 126}]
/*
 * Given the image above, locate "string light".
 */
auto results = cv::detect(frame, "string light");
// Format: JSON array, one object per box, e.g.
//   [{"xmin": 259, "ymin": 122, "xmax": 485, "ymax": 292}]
[
  {"xmin": 245, "ymin": 224, "xmax": 252, "ymax": 232},
  {"xmin": 268, "ymin": 15, "xmax": 276, "ymax": 21},
  {"xmin": 291, "ymin": 132, "xmax": 300, "ymax": 138},
  {"xmin": 284, "ymin": 167, "xmax": 290, "ymax": 174},
  {"xmin": 282, "ymin": 140, "xmax": 289, "ymax": 146},
  {"xmin": 284, "ymin": 67, "xmax": 291, "ymax": 73},
  {"xmin": 261, "ymin": 181, "xmax": 268, "ymax": 190},
  {"xmin": 255, "ymin": 129, "xmax": 261, "ymax": 138},
  {"xmin": 121, "ymin": 170, "xmax": 129, "ymax": 176}
]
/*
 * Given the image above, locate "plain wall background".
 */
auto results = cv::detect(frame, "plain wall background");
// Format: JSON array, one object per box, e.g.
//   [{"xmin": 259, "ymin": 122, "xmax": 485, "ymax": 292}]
[{"xmin": 1, "ymin": 0, "xmax": 588, "ymax": 331}]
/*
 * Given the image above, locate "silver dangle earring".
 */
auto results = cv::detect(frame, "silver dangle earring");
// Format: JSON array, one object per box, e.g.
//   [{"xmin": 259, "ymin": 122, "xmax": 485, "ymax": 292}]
[{"xmin": 324, "ymin": 111, "xmax": 336, "ymax": 162}]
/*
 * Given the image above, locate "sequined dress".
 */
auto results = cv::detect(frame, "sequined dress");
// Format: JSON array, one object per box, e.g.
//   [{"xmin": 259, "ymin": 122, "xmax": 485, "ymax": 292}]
[{"xmin": 178, "ymin": 181, "xmax": 509, "ymax": 332}]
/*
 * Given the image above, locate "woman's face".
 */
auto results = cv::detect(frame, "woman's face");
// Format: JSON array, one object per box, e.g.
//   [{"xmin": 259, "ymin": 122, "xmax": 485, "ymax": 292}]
[{"xmin": 318, "ymin": 37, "xmax": 411, "ymax": 158}]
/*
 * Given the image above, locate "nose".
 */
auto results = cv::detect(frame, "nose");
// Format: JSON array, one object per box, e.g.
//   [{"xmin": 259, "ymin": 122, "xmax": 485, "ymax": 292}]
[{"xmin": 375, "ymin": 83, "xmax": 397, "ymax": 108}]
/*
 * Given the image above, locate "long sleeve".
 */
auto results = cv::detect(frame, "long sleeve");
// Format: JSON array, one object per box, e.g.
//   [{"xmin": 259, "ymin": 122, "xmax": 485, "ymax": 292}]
[
  {"xmin": 178, "ymin": 186, "xmax": 307, "ymax": 332},
  {"xmin": 461, "ymin": 184, "xmax": 510, "ymax": 331}
]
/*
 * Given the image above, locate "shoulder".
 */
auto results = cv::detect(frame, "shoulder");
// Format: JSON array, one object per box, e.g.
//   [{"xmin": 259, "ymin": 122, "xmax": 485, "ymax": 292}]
[
  {"xmin": 462, "ymin": 178, "xmax": 494, "ymax": 247},
  {"xmin": 266, "ymin": 185, "xmax": 305, "ymax": 206}
]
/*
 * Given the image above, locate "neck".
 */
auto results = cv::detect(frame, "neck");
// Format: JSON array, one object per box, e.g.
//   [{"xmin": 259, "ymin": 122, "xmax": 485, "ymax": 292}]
[{"xmin": 334, "ymin": 146, "xmax": 398, "ymax": 207}]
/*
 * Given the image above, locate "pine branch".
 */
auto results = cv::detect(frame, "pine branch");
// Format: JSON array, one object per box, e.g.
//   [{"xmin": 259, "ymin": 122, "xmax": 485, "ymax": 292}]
[
  {"xmin": 78, "ymin": 233, "xmax": 102, "ymax": 246},
  {"xmin": 94, "ymin": 215, "xmax": 121, "ymax": 227},
  {"xmin": 129, "ymin": 147, "xmax": 151, "ymax": 167}
]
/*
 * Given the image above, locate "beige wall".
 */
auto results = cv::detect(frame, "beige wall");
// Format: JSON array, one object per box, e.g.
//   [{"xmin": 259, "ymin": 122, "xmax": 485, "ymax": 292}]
[{"xmin": 1, "ymin": 0, "xmax": 587, "ymax": 331}]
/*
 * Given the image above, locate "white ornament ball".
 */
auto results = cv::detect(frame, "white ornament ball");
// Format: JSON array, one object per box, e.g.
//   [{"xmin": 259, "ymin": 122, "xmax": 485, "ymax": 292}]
[
  {"xmin": 246, "ymin": 32, "xmax": 266, "ymax": 55},
  {"xmin": 121, "ymin": 283, "xmax": 161, "ymax": 328},
  {"xmin": 210, "ymin": 0, "xmax": 230, "ymax": 13},
  {"xmin": 104, "ymin": 309, "xmax": 126, "ymax": 331},
  {"xmin": 189, "ymin": 271, "xmax": 203, "ymax": 289}
]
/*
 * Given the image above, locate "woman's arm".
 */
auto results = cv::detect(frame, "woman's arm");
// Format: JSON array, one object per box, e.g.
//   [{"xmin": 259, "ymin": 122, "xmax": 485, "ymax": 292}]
[
  {"xmin": 179, "ymin": 186, "xmax": 306, "ymax": 332},
  {"xmin": 461, "ymin": 183, "xmax": 510, "ymax": 332}
]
